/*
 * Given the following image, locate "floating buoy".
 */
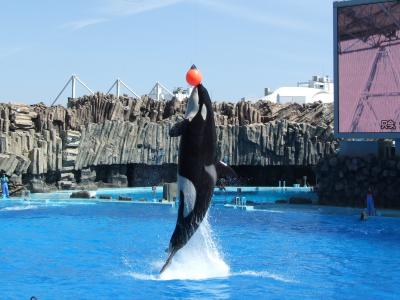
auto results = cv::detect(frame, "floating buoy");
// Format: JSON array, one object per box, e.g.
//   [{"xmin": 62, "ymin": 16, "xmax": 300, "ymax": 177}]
[{"xmin": 186, "ymin": 64, "xmax": 202, "ymax": 86}]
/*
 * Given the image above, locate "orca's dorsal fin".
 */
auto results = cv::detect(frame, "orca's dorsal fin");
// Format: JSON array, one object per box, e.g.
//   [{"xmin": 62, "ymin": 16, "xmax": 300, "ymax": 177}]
[{"xmin": 215, "ymin": 161, "xmax": 237, "ymax": 179}]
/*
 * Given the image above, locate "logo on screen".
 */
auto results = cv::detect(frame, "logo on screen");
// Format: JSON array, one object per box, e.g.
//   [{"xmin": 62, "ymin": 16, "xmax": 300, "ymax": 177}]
[{"xmin": 380, "ymin": 120, "xmax": 396, "ymax": 130}]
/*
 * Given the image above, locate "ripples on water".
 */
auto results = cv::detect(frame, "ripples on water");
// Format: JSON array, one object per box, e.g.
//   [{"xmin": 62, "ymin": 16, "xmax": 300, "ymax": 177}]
[{"xmin": 0, "ymin": 200, "xmax": 399, "ymax": 299}]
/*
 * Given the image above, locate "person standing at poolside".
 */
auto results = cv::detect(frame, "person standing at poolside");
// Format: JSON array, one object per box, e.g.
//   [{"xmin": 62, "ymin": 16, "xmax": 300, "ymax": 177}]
[
  {"xmin": 1, "ymin": 172, "xmax": 9, "ymax": 199},
  {"xmin": 218, "ymin": 178, "xmax": 226, "ymax": 191},
  {"xmin": 366, "ymin": 187, "xmax": 376, "ymax": 216}
]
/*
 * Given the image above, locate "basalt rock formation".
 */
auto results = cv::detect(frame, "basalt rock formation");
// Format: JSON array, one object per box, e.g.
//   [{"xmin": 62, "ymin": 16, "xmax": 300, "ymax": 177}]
[
  {"xmin": 0, "ymin": 93, "xmax": 336, "ymax": 191},
  {"xmin": 315, "ymin": 155, "xmax": 400, "ymax": 209}
]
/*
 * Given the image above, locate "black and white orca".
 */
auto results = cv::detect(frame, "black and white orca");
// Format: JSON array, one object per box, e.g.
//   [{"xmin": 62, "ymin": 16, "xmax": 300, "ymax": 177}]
[{"xmin": 160, "ymin": 83, "xmax": 235, "ymax": 274}]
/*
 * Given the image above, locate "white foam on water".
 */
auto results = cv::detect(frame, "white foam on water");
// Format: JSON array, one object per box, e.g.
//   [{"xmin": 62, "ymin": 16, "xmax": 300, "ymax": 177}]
[
  {"xmin": 124, "ymin": 269, "xmax": 297, "ymax": 283},
  {"xmin": 45, "ymin": 201, "xmax": 96, "ymax": 206},
  {"xmin": 260, "ymin": 209, "xmax": 285, "ymax": 214},
  {"xmin": 0, "ymin": 200, "xmax": 96, "ymax": 211},
  {"xmin": 124, "ymin": 269, "xmax": 296, "ymax": 284},
  {"xmin": 231, "ymin": 270, "xmax": 298, "ymax": 283},
  {"xmin": 0, "ymin": 205, "xmax": 38, "ymax": 211},
  {"xmin": 159, "ymin": 218, "xmax": 230, "ymax": 280},
  {"xmin": 121, "ymin": 217, "xmax": 230, "ymax": 281},
  {"xmin": 126, "ymin": 272, "xmax": 159, "ymax": 281},
  {"xmin": 121, "ymin": 216, "xmax": 297, "ymax": 283}
]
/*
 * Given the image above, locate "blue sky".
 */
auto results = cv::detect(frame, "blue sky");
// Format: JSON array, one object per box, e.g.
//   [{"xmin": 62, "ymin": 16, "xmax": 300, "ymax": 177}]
[{"xmin": 0, "ymin": 0, "xmax": 335, "ymax": 104}]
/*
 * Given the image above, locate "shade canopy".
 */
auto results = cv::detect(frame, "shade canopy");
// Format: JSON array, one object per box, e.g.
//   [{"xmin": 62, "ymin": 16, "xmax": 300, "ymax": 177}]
[{"xmin": 338, "ymin": 1, "xmax": 400, "ymax": 43}]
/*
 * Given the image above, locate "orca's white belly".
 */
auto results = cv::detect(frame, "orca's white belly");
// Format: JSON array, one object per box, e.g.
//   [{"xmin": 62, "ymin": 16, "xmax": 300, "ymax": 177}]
[{"xmin": 178, "ymin": 175, "xmax": 196, "ymax": 217}]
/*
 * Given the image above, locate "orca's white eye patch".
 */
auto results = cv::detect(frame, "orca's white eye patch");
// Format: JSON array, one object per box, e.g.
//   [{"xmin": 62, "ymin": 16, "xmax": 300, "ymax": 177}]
[{"xmin": 185, "ymin": 87, "xmax": 199, "ymax": 121}]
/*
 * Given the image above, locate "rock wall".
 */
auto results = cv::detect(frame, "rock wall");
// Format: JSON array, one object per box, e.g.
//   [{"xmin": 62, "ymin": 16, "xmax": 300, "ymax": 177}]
[
  {"xmin": 315, "ymin": 155, "xmax": 400, "ymax": 208},
  {"xmin": 65, "ymin": 93, "xmax": 334, "ymax": 128},
  {"xmin": 0, "ymin": 93, "xmax": 337, "ymax": 191},
  {"xmin": 216, "ymin": 120, "xmax": 335, "ymax": 166},
  {"xmin": 73, "ymin": 118, "xmax": 335, "ymax": 169}
]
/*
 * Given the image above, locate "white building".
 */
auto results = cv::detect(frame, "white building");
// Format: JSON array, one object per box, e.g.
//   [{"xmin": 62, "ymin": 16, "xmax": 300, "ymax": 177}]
[
  {"xmin": 298, "ymin": 75, "xmax": 333, "ymax": 92},
  {"xmin": 264, "ymin": 75, "xmax": 333, "ymax": 104}
]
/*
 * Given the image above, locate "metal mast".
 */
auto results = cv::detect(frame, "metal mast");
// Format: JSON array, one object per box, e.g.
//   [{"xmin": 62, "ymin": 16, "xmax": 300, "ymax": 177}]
[
  {"xmin": 106, "ymin": 78, "xmax": 140, "ymax": 98},
  {"xmin": 52, "ymin": 75, "xmax": 94, "ymax": 106},
  {"xmin": 148, "ymin": 81, "xmax": 174, "ymax": 101}
]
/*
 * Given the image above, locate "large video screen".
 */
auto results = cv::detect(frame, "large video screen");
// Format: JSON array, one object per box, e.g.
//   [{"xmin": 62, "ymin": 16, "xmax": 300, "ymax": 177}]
[{"xmin": 334, "ymin": 0, "xmax": 400, "ymax": 137}]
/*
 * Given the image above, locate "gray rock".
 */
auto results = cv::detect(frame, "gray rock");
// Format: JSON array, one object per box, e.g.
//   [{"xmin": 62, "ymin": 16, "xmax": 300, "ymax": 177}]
[
  {"xmin": 30, "ymin": 178, "xmax": 49, "ymax": 193},
  {"xmin": 288, "ymin": 197, "xmax": 312, "ymax": 204},
  {"xmin": 315, "ymin": 154, "xmax": 400, "ymax": 208},
  {"xmin": 70, "ymin": 190, "xmax": 92, "ymax": 198},
  {"xmin": 275, "ymin": 199, "xmax": 288, "ymax": 204},
  {"xmin": 0, "ymin": 94, "xmax": 337, "ymax": 191},
  {"xmin": 118, "ymin": 196, "xmax": 132, "ymax": 201}
]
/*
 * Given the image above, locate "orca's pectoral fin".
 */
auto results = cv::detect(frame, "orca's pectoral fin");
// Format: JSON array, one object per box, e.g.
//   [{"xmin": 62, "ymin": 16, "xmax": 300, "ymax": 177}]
[
  {"xmin": 169, "ymin": 119, "xmax": 189, "ymax": 137},
  {"xmin": 216, "ymin": 161, "xmax": 237, "ymax": 179},
  {"xmin": 160, "ymin": 249, "xmax": 177, "ymax": 274}
]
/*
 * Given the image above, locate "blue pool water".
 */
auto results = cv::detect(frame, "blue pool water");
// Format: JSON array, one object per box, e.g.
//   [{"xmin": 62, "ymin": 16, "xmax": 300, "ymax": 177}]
[
  {"xmin": 211, "ymin": 187, "xmax": 318, "ymax": 204},
  {"xmin": 0, "ymin": 193, "xmax": 399, "ymax": 299},
  {"xmin": 29, "ymin": 186, "xmax": 318, "ymax": 204}
]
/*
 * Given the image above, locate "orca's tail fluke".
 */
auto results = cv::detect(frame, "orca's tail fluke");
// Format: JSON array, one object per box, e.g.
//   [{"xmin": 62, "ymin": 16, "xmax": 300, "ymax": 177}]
[{"xmin": 160, "ymin": 249, "xmax": 177, "ymax": 274}]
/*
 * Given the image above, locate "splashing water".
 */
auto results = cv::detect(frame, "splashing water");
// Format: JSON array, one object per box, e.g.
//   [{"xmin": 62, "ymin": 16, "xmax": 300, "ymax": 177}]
[
  {"xmin": 117, "ymin": 208, "xmax": 299, "ymax": 285},
  {"xmin": 0, "ymin": 205, "xmax": 38, "ymax": 211},
  {"xmin": 159, "ymin": 217, "xmax": 230, "ymax": 280},
  {"xmin": 123, "ymin": 215, "xmax": 293, "ymax": 283}
]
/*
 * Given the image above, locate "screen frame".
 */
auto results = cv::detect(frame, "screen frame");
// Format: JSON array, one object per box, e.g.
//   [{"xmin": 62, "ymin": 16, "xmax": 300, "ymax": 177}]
[{"xmin": 333, "ymin": 0, "xmax": 400, "ymax": 139}]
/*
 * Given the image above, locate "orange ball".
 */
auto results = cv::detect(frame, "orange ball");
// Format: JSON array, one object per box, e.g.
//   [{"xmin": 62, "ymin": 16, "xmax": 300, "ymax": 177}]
[{"xmin": 186, "ymin": 65, "xmax": 202, "ymax": 86}]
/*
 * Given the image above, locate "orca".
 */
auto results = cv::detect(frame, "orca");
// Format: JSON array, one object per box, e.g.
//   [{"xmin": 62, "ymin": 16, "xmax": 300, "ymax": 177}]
[{"xmin": 160, "ymin": 83, "xmax": 235, "ymax": 274}]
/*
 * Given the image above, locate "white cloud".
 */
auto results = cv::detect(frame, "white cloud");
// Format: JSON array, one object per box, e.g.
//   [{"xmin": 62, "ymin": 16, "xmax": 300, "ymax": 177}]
[
  {"xmin": 193, "ymin": 0, "xmax": 314, "ymax": 32},
  {"xmin": 62, "ymin": 0, "xmax": 185, "ymax": 31},
  {"xmin": 61, "ymin": 18, "xmax": 109, "ymax": 31},
  {"xmin": 101, "ymin": 0, "xmax": 185, "ymax": 16}
]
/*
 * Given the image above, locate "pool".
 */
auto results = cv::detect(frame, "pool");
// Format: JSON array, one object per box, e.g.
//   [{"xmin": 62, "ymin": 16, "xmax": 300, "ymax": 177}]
[
  {"xmin": 212, "ymin": 187, "xmax": 317, "ymax": 204},
  {"xmin": 28, "ymin": 186, "xmax": 318, "ymax": 205},
  {"xmin": 0, "ymin": 194, "xmax": 399, "ymax": 299}
]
